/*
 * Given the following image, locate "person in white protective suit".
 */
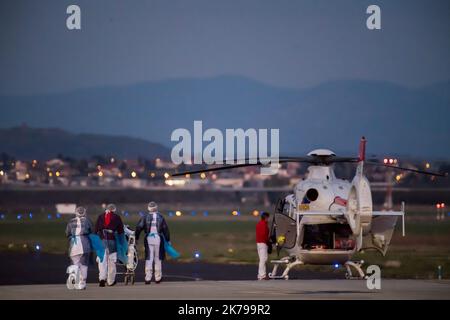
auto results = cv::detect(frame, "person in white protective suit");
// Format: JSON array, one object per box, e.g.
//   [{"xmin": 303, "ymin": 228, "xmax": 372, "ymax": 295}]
[
  {"xmin": 65, "ymin": 206, "xmax": 94, "ymax": 290},
  {"xmin": 95, "ymin": 203, "xmax": 124, "ymax": 287},
  {"xmin": 135, "ymin": 202, "xmax": 170, "ymax": 284}
]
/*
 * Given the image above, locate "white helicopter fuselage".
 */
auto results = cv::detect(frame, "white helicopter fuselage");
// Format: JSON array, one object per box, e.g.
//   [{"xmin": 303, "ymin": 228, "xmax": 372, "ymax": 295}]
[
  {"xmin": 280, "ymin": 165, "xmax": 356, "ymax": 265},
  {"xmin": 268, "ymin": 146, "xmax": 406, "ymax": 279}
]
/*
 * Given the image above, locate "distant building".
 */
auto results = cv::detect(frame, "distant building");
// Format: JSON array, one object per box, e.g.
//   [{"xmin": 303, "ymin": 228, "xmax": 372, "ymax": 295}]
[
  {"xmin": 121, "ymin": 178, "xmax": 147, "ymax": 188},
  {"xmin": 214, "ymin": 178, "xmax": 244, "ymax": 188},
  {"xmin": 13, "ymin": 161, "xmax": 28, "ymax": 181}
]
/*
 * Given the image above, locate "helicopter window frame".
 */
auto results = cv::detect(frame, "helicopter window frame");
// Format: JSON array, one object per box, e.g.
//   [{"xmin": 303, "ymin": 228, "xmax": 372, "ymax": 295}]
[{"xmin": 283, "ymin": 202, "xmax": 291, "ymax": 215}]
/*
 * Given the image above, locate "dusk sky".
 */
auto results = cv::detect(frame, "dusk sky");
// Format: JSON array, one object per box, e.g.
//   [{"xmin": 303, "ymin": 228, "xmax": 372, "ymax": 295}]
[{"xmin": 1, "ymin": 0, "xmax": 449, "ymax": 95}]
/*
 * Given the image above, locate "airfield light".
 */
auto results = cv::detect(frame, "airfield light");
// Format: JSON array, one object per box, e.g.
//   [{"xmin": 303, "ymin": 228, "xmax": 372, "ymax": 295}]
[
  {"xmin": 389, "ymin": 159, "xmax": 394, "ymax": 164},
  {"xmin": 25, "ymin": 173, "xmax": 30, "ymax": 179},
  {"xmin": 194, "ymin": 251, "xmax": 201, "ymax": 259},
  {"xmin": 191, "ymin": 211, "xmax": 197, "ymax": 216},
  {"xmin": 131, "ymin": 171, "xmax": 137, "ymax": 178},
  {"xmin": 55, "ymin": 171, "xmax": 60, "ymax": 177},
  {"xmin": 441, "ymin": 203, "xmax": 445, "ymax": 208},
  {"xmin": 29, "ymin": 213, "xmax": 33, "ymax": 219},
  {"xmin": 436, "ymin": 203, "xmax": 441, "ymax": 209},
  {"xmin": 334, "ymin": 264, "xmax": 339, "ymax": 269},
  {"xmin": 35, "ymin": 244, "xmax": 41, "ymax": 251},
  {"xmin": 98, "ymin": 171, "xmax": 104, "ymax": 177},
  {"xmin": 232, "ymin": 210, "xmax": 239, "ymax": 216},
  {"xmin": 48, "ymin": 172, "xmax": 53, "ymax": 177},
  {"xmin": 118, "ymin": 172, "xmax": 123, "ymax": 178},
  {"xmin": 175, "ymin": 210, "xmax": 182, "ymax": 217},
  {"xmin": 252, "ymin": 210, "xmax": 260, "ymax": 217},
  {"xmin": 383, "ymin": 158, "xmax": 388, "ymax": 164},
  {"xmin": 110, "ymin": 157, "xmax": 115, "ymax": 163},
  {"xmin": 0, "ymin": 170, "xmax": 4, "ymax": 176},
  {"xmin": 395, "ymin": 174, "xmax": 402, "ymax": 182},
  {"xmin": 164, "ymin": 172, "xmax": 170, "ymax": 179},
  {"xmin": 168, "ymin": 211, "xmax": 174, "ymax": 217},
  {"xmin": 203, "ymin": 211, "xmax": 209, "ymax": 217},
  {"xmin": 47, "ymin": 214, "xmax": 52, "ymax": 219},
  {"xmin": 150, "ymin": 172, "xmax": 156, "ymax": 178},
  {"xmin": 200, "ymin": 172, "xmax": 206, "ymax": 179},
  {"xmin": 0, "ymin": 214, "xmax": 5, "ymax": 220},
  {"xmin": 17, "ymin": 214, "xmax": 22, "ymax": 220},
  {"xmin": 425, "ymin": 163, "xmax": 430, "ymax": 169},
  {"xmin": 56, "ymin": 213, "xmax": 61, "ymax": 219}
]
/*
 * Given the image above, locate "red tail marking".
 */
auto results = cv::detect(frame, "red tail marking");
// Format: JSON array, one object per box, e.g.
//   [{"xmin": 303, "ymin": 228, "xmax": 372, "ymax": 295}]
[{"xmin": 358, "ymin": 136, "xmax": 366, "ymax": 161}]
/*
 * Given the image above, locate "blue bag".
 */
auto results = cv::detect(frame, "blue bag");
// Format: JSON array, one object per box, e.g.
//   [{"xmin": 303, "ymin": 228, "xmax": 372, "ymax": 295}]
[
  {"xmin": 115, "ymin": 233, "xmax": 128, "ymax": 264},
  {"xmin": 88, "ymin": 234, "xmax": 105, "ymax": 263},
  {"xmin": 162, "ymin": 235, "xmax": 180, "ymax": 259}
]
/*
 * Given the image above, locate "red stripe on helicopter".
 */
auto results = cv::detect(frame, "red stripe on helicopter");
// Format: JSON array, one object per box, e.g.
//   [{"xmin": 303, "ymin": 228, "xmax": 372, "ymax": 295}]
[{"xmin": 334, "ymin": 196, "xmax": 347, "ymax": 207}]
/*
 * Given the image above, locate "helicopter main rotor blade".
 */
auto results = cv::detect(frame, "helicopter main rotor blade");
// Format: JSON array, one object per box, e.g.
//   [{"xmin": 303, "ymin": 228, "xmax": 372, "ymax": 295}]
[
  {"xmin": 170, "ymin": 156, "xmax": 362, "ymax": 177},
  {"xmin": 170, "ymin": 159, "xmax": 290, "ymax": 177},
  {"xmin": 365, "ymin": 161, "xmax": 448, "ymax": 177},
  {"xmin": 279, "ymin": 156, "xmax": 359, "ymax": 164}
]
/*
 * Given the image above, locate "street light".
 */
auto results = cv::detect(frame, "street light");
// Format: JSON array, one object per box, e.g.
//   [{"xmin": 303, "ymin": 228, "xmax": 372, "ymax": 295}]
[{"xmin": 436, "ymin": 203, "xmax": 445, "ymax": 221}]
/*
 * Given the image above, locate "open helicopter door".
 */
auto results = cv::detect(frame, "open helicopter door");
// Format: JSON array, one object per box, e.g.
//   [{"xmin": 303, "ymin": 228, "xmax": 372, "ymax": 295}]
[
  {"xmin": 362, "ymin": 203, "xmax": 405, "ymax": 256},
  {"xmin": 271, "ymin": 199, "xmax": 297, "ymax": 252}
]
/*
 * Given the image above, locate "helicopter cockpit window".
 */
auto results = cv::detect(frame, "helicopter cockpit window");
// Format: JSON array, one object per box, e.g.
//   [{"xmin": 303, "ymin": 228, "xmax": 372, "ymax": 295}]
[
  {"xmin": 283, "ymin": 203, "xmax": 291, "ymax": 215},
  {"xmin": 275, "ymin": 198, "xmax": 286, "ymax": 214},
  {"xmin": 275, "ymin": 198, "xmax": 292, "ymax": 216}
]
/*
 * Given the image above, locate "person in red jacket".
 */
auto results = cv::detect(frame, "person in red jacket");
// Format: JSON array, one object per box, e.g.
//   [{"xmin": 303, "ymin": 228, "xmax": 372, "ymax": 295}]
[
  {"xmin": 256, "ymin": 212, "xmax": 270, "ymax": 280},
  {"xmin": 95, "ymin": 203, "xmax": 124, "ymax": 287}
]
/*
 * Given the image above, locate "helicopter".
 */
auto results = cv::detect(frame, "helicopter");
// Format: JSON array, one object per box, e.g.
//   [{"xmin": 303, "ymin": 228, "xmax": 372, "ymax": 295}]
[{"xmin": 171, "ymin": 137, "xmax": 447, "ymax": 280}]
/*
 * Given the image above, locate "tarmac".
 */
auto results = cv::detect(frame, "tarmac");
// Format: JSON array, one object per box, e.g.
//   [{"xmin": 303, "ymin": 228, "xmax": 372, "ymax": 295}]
[{"xmin": 1, "ymin": 279, "xmax": 450, "ymax": 300}]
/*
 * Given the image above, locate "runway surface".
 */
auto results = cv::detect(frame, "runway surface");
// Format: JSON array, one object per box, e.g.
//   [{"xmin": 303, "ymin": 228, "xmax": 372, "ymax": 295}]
[
  {"xmin": 1, "ymin": 279, "xmax": 449, "ymax": 299},
  {"xmin": 0, "ymin": 252, "xmax": 341, "ymax": 285}
]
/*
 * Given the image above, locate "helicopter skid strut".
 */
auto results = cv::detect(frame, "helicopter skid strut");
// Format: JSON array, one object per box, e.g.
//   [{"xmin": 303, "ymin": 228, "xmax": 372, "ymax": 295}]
[
  {"xmin": 344, "ymin": 260, "xmax": 366, "ymax": 279},
  {"xmin": 268, "ymin": 257, "xmax": 366, "ymax": 280},
  {"xmin": 268, "ymin": 256, "xmax": 304, "ymax": 280}
]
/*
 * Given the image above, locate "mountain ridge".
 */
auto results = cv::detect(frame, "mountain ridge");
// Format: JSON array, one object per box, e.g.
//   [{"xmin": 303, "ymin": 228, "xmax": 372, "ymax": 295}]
[
  {"xmin": 1, "ymin": 75, "xmax": 449, "ymax": 158},
  {"xmin": 0, "ymin": 126, "xmax": 169, "ymax": 160}
]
